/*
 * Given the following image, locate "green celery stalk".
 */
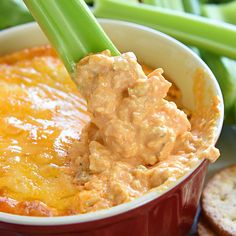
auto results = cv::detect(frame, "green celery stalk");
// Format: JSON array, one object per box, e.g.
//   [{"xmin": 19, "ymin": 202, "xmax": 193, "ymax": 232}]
[
  {"xmin": 24, "ymin": 0, "xmax": 119, "ymax": 73},
  {"xmin": 183, "ymin": 0, "xmax": 236, "ymax": 123},
  {"xmin": 206, "ymin": 0, "xmax": 233, "ymax": 4},
  {"xmin": 142, "ymin": 0, "xmax": 161, "ymax": 5},
  {"xmin": 202, "ymin": 1, "xmax": 236, "ymax": 25},
  {"xmin": 143, "ymin": 0, "xmax": 184, "ymax": 9},
  {"xmin": 93, "ymin": 0, "xmax": 236, "ymax": 60},
  {"xmin": 85, "ymin": 0, "xmax": 139, "ymax": 5},
  {"xmin": 182, "ymin": 0, "xmax": 202, "ymax": 15},
  {"xmin": 144, "ymin": 0, "xmax": 199, "ymax": 52},
  {"xmin": 0, "ymin": 0, "xmax": 34, "ymax": 30},
  {"xmin": 142, "ymin": 0, "xmax": 236, "ymax": 122},
  {"xmin": 200, "ymin": 51, "xmax": 236, "ymax": 123},
  {"xmin": 160, "ymin": 0, "xmax": 184, "ymax": 10}
]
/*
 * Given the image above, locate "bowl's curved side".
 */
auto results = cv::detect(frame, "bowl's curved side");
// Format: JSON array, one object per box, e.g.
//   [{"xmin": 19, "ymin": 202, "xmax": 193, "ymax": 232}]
[
  {"xmin": 0, "ymin": 20, "xmax": 223, "ymax": 234},
  {"xmin": 0, "ymin": 161, "xmax": 208, "ymax": 236}
]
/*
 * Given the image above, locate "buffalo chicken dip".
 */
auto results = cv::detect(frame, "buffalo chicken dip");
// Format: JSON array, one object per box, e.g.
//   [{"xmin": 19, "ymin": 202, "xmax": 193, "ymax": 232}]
[{"xmin": 0, "ymin": 46, "xmax": 219, "ymax": 216}]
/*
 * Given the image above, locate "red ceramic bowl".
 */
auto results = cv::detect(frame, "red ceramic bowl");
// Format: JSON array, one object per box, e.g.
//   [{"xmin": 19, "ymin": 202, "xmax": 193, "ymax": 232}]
[{"xmin": 0, "ymin": 20, "xmax": 224, "ymax": 236}]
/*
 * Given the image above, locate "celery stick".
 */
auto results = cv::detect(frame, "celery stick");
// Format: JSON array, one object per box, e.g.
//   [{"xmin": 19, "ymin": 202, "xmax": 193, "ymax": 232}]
[
  {"xmin": 143, "ymin": 0, "xmax": 184, "ymax": 9},
  {"xmin": 200, "ymin": 1, "xmax": 236, "ymax": 123},
  {"xmin": 159, "ymin": 0, "xmax": 184, "ymax": 11},
  {"xmin": 142, "ymin": 0, "xmax": 161, "ymax": 5},
  {"xmin": 182, "ymin": 0, "xmax": 202, "ymax": 15},
  {"xmin": 24, "ymin": 0, "xmax": 119, "ymax": 73},
  {"xmin": 93, "ymin": 0, "xmax": 236, "ymax": 60},
  {"xmin": 145, "ymin": 0, "xmax": 199, "ymax": 53},
  {"xmin": 206, "ymin": 0, "xmax": 234, "ymax": 4},
  {"xmin": 184, "ymin": 0, "xmax": 236, "ymax": 123},
  {"xmin": 201, "ymin": 51, "xmax": 236, "ymax": 122},
  {"xmin": 85, "ymin": 0, "xmax": 139, "ymax": 5},
  {"xmin": 202, "ymin": 1, "xmax": 236, "ymax": 25},
  {"xmin": 0, "ymin": 0, "xmax": 34, "ymax": 30},
  {"xmin": 144, "ymin": 0, "xmax": 236, "ymax": 122}
]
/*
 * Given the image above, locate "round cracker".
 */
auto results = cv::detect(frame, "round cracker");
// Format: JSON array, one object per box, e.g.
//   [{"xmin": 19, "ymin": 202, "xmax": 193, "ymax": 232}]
[
  {"xmin": 202, "ymin": 164, "xmax": 236, "ymax": 236},
  {"xmin": 197, "ymin": 216, "xmax": 217, "ymax": 236}
]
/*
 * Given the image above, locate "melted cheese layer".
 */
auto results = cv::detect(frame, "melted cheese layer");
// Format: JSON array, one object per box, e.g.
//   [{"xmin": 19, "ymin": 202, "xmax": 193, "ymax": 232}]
[{"xmin": 0, "ymin": 46, "xmax": 89, "ymax": 216}]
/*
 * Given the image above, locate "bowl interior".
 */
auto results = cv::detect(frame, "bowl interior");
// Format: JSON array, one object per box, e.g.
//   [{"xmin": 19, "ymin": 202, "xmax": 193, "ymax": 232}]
[{"xmin": 0, "ymin": 20, "xmax": 224, "ymax": 225}]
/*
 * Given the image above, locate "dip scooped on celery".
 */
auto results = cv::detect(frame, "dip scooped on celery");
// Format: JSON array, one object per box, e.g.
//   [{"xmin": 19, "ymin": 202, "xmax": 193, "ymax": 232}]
[
  {"xmin": 23, "ymin": 0, "xmax": 220, "ymax": 212},
  {"xmin": 68, "ymin": 50, "xmax": 220, "ymax": 210}
]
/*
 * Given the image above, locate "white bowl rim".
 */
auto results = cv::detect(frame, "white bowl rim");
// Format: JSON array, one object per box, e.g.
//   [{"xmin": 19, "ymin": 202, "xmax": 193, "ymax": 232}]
[{"xmin": 0, "ymin": 19, "xmax": 224, "ymax": 226}]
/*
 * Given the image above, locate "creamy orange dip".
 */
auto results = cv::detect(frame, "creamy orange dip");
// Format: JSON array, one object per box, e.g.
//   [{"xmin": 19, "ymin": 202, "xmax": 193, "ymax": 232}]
[{"xmin": 0, "ymin": 46, "xmax": 219, "ymax": 216}]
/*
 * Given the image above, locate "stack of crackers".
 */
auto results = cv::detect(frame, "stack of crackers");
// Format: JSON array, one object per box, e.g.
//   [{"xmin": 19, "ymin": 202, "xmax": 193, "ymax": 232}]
[{"xmin": 198, "ymin": 165, "xmax": 236, "ymax": 236}]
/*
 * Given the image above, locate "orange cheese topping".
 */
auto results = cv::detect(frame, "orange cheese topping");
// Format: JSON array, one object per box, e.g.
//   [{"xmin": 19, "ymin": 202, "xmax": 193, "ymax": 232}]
[{"xmin": 0, "ymin": 46, "xmax": 89, "ymax": 216}]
